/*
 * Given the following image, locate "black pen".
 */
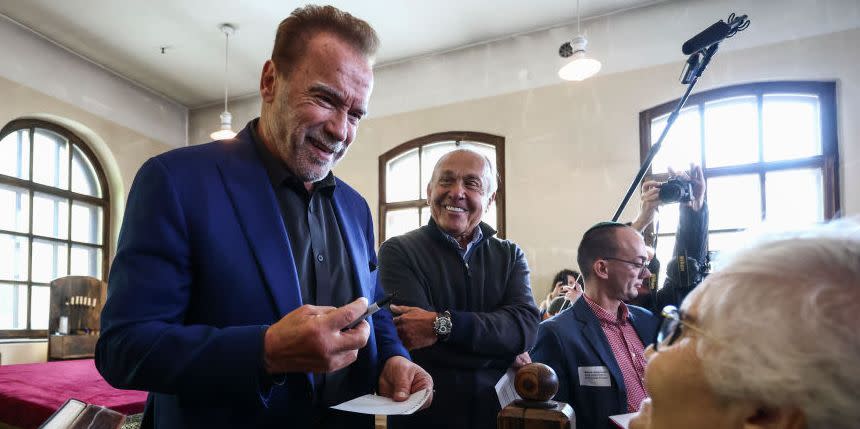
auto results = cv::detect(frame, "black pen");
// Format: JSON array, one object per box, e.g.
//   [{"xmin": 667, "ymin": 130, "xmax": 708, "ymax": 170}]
[{"xmin": 342, "ymin": 293, "xmax": 395, "ymax": 331}]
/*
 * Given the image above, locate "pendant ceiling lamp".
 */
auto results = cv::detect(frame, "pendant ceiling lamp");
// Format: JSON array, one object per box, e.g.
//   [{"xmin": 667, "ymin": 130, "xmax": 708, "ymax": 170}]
[
  {"xmin": 211, "ymin": 23, "xmax": 237, "ymax": 140},
  {"xmin": 558, "ymin": 0, "xmax": 601, "ymax": 81}
]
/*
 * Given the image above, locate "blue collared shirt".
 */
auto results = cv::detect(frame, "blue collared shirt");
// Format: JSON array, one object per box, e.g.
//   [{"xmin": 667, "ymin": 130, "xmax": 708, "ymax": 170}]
[{"xmin": 437, "ymin": 224, "xmax": 484, "ymax": 262}]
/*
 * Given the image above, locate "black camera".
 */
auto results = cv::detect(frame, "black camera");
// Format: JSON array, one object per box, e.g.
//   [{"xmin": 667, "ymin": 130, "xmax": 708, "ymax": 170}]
[{"xmin": 658, "ymin": 178, "xmax": 693, "ymax": 203}]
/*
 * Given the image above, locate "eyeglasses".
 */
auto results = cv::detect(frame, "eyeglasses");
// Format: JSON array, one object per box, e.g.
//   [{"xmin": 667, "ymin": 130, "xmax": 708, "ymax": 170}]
[
  {"xmin": 602, "ymin": 256, "xmax": 651, "ymax": 275},
  {"xmin": 655, "ymin": 305, "xmax": 713, "ymax": 351}
]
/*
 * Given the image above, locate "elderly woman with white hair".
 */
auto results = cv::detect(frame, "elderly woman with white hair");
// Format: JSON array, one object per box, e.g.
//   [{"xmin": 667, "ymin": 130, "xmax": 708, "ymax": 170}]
[{"xmin": 630, "ymin": 225, "xmax": 860, "ymax": 429}]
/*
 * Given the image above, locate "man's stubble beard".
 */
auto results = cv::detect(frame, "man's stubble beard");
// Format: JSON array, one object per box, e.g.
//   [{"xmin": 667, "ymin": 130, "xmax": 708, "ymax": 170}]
[{"xmin": 263, "ymin": 100, "xmax": 330, "ymax": 183}]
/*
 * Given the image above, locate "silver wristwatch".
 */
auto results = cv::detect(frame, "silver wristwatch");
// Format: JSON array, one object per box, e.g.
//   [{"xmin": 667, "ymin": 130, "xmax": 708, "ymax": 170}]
[{"xmin": 433, "ymin": 310, "xmax": 452, "ymax": 340}]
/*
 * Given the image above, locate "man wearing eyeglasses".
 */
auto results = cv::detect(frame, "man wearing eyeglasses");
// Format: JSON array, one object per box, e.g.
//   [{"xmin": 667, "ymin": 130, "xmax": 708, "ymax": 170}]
[{"xmin": 531, "ymin": 222, "xmax": 660, "ymax": 429}]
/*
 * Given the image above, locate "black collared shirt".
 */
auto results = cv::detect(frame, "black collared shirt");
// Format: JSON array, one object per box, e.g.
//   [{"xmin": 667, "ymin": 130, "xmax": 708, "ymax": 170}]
[{"xmin": 249, "ymin": 119, "xmax": 356, "ymax": 409}]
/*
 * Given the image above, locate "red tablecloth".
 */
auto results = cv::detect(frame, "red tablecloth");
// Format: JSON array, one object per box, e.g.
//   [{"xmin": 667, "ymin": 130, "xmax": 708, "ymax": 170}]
[{"xmin": 0, "ymin": 359, "xmax": 146, "ymax": 429}]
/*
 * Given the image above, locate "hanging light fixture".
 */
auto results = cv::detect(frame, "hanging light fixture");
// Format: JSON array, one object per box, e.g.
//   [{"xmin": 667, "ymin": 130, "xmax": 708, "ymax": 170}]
[
  {"xmin": 211, "ymin": 23, "xmax": 237, "ymax": 140},
  {"xmin": 558, "ymin": 0, "xmax": 601, "ymax": 81}
]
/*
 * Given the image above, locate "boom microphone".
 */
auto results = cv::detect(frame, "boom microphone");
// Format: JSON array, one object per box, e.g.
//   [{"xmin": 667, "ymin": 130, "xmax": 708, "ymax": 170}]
[{"xmin": 681, "ymin": 14, "xmax": 748, "ymax": 55}]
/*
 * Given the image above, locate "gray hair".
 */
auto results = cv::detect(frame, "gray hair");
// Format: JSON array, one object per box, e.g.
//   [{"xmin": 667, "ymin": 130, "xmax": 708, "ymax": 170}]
[
  {"xmin": 431, "ymin": 148, "xmax": 498, "ymax": 195},
  {"xmin": 684, "ymin": 220, "xmax": 860, "ymax": 429}
]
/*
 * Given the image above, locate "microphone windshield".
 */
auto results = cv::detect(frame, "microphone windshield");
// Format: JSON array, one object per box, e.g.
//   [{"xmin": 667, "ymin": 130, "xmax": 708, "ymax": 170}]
[{"xmin": 682, "ymin": 20, "xmax": 731, "ymax": 55}]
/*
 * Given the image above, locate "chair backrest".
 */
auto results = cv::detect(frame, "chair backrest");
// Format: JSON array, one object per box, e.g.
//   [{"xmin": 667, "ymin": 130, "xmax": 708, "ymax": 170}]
[{"xmin": 48, "ymin": 276, "xmax": 107, "ymax": 335}]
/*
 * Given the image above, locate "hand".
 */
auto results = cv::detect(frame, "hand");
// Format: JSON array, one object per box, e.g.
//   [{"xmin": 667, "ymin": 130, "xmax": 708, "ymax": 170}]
[
  {"xmin": 512, "ymin": 352, "xmax": 531, "ymax": 369},
  {"xmin": 668, "ymin": 163, "xmax": 706, "ymax": 211},
  {"xmin": 550, "ymin": 281, "xmax": 565, "ymax": 299},
  {"xmin": 562, "ymin": 283, "xmax": 583, "ymax": 303},
  {"xmin": 378, "ymin": 356, "xmax": 434, "ymax": 408},
  {"xmin": 631, "ymin": 180, "xmax": 662, "ymax": 231},
  {"xmin": 628, "ymin": 398, "xmax": 653, "ymax": 429},
  {"xmin": 263, "ymin": 297, "xmax": 371, "ymax": 374},
  {"xmin": 390, "ymin": 305, "xmax": 438, "ymax": 350}
]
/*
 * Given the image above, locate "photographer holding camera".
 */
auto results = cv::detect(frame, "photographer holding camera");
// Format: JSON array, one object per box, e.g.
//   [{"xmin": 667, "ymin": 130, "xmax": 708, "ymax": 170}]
[
  {"xmin": 630, "ymin": 164, "xmax": 709, "ymax": 311},
  {"xmin": 539, "ymin": 269, "xmax": 583, "ymax": 320}
]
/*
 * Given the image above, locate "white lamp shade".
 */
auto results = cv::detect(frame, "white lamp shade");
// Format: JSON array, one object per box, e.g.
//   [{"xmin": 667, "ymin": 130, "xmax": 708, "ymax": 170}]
[
  {"xmin": 210, "ymin": 110, "xmax": 237, "ymax": 140},
  {"xmin": 558, "ymin": 52, "xmax": 602, "ymax": 81},
  {"xmin": 210, "ymin": 129, "xmax": 237, "ymax": 140}
]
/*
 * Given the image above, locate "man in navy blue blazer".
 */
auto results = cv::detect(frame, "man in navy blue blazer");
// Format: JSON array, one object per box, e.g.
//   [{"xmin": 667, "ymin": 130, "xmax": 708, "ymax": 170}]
[
  {"xmin": 532, "ymin": 222, "xmax": 659, "ymax": 429},
  {"xmin": 96, "ymin": 6, "xmax": 431, "ymax": 428}
]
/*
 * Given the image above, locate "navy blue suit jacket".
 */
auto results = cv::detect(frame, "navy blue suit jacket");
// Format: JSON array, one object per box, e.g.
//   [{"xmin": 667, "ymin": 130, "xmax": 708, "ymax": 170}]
[
  {"xmin": 96, "ymin": 124, "xmax": 408, "ymax": 428},
  {"xmin": 531, "ymin": 298, "xmax": 658, "ymax": 429}
]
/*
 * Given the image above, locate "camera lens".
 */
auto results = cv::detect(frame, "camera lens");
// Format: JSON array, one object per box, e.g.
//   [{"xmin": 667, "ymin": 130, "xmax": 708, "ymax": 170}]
[
  {"xmin": 659, "ymin": 183, "xmax": 682, "ymax": 203},
  {"xmin": 659, "ymin": 178, "xmax": 692, "ymax": 203}
]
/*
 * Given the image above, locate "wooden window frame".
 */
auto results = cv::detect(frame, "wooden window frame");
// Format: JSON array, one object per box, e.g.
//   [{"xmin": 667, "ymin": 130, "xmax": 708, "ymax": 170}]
[
  {"xmin": 378, "ymin": 131, "xmax": 506, "ymax": 245},
  {"xmin": 0, "ymin": 119, "xmax": 111, "ymax": 339},
  {"xmin": 638, "ymin": 81, "xmax": 839, "ymax": 248}
]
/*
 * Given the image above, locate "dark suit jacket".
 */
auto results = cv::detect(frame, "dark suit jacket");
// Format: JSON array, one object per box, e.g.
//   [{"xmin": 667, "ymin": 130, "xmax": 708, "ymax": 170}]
[
  {"xmin": 531, "ymin": 298, "xmax": 658, "ymax": 429},
  {"xmin": 95, "ymin": 123, "xmax": 408, "ymax": 428}
]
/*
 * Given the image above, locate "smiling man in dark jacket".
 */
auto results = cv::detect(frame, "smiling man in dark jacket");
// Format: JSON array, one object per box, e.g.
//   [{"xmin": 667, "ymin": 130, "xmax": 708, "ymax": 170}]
[{"xmin": 379, "ymin": 149, "xmax": 540, "ymax": 429}]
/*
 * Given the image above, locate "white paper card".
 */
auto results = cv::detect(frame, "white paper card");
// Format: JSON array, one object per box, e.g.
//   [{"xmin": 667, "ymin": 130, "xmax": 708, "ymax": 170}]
[
  {"xmin": 331, "ymin": 389, "xmax": 432, "ymax": 415},
  {"xmin": 578, "ymin": 366, "xmax": 612, "ymax": 387},
  {"xmin": 494, "ymin": 368, "xmax": 522, "ymax": 408},
  {"xmin": 609, "ymin": 412, "xmax": 637, "ymax": 428}
]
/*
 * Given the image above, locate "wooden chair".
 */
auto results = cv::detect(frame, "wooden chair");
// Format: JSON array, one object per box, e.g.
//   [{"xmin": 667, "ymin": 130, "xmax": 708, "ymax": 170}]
[{"xmin": 48, "ymin": 276, "xmax": 107, "ymax": 360}]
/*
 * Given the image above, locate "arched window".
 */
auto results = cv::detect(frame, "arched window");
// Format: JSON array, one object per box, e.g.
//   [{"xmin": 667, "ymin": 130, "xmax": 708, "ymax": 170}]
[
  {"xmin": 0, "ymin": 119, "xmax": 110, "ymax": 339},
  {"xmin": 639, "ymin": 81, "xmax": 839, "ymax": 279},
  {"xmin": 378, "ymin": 131, "xmax": 505, "ymax": 244}
]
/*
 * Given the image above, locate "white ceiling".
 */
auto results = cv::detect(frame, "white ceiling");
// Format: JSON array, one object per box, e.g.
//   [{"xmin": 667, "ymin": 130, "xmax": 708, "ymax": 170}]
[{"xmin": 0, "ymin": 0, "xmax": 667, "ymax": 108}]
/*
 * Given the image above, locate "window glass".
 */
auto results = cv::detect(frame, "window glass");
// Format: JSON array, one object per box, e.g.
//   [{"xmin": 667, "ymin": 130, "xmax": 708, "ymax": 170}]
[
  {"xmin": 385, "ymin": 208, "xmax": 420, "ymax": 240},
  {"xmin": 654, "ymin": 235, "xmax": 675, "ymax": 287},
  {"xmin": 33, "ymin": 192, "xmax": 69, "ymax": 239},
  {"xmin": 0, "ymin": 234, "xmax": 29, "ymax": 281},
  {"xmin": 704, "ymin": 96, "xmax": 758, "ymax": 167},
  {"xmin": 30, "ymin": 285, "xmax": 50, "ymax": 330},
  {"xmin": 650, "ymin": 107, "xmax": 701, "ymax": 174},
  {"xmin": 762, "ymin": 95, "xmax": 821, "ymax": 162},
  {"xmin": 646, "ymin": 84, "xmax": 835, "ymax": 285},
  {"xmin": 0, "ymin": 183, "xmax": 30, "ymax": 233},
  {"xmin": 32, "ymin": 128, "xmax": 69, "ymax": 189},
  {"xmin": 483, "ymin": 200, "xmax": 498, "ymax": 231},
  {"xmin": 70, "ymin": 245, "xmax": 102, "ymax": 279},
  {"xmin": 0, "ymin": 283, "xmax": 27, "ymax": 329},
  {"xmin": 708, "ymin": 231, "xmax": 747, "ymax": 272},
  {"xmin": 707, "ymin": 175, "xmax": 761, "ymax": 230},
  {"xmin": 386, "ymin": 148, "xmax": 419, "ymax": 202},
  {"xmin": 765, "ymin": 168, "xmax": 823, "ymax": 225},
  {"xmin": 71, "ymin": 145, "xmax": 102, "ymax": 197},
  {"xmin": 71, "ymin": 201, "xmax": 103, "ymax": 245},
  {"xmin": 382, "ymin": 134, "xmax": 503, "ymax": 243},
  {"xmin": 31, "ymin": 239, "xmax": 68, "ymax": 283},
  {"xmin": 420, "ymin": 142, "xmax": 458, "ymax": 199},
  {"xmin": 420, "ymin": 206, "xmax": 431, "ymax": 227},
  {"xmin": 0, "ymin": 122, "xmax": 110, "ymax": 336},
  {"xmin": 656, "ymin": 202, "xmax": 681, "ymax": 233},
  {"xmin": 0, "ymin": 129, "xmax": 30, "ymax": 180}
]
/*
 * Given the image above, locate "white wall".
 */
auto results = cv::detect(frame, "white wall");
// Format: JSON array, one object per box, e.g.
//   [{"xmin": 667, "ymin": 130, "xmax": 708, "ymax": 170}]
[
  {"xmin": 189, "ymin": 0, "xmax": 860, "ymax": 136},
  {"xmin": 0, "ymin": 341, "xmax": 47, "ymax": 365},
  {"xmin": 187, "ymin": 0, "xmax": 860, "ymax": 296},
  {"xmin": 3, "ymin": 0, "xmax": 858, "ymax": 363},
  {"xmin": 369, "ymin": 0, "xmax": 860, "ymax": 119},
  {"xmin": 1, "ymin": 14, "xmax": 181, "ymax": 364},
  {"xmin": 346, "ymin": 28, "xmax": 860, "ymax": 297},
  {"xmin": 0, "ymin": 14, "xmax": 188, "ymax": 149}
]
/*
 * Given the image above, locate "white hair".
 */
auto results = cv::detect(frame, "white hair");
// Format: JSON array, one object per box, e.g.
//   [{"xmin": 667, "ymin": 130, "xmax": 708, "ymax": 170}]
[
  {"xmin": 432, "ymin": 148, "xmax": 498, "ymax": 195},
  {"xmin": 684, "ymin": 219, "xmax": 860, "ymax": 429}
]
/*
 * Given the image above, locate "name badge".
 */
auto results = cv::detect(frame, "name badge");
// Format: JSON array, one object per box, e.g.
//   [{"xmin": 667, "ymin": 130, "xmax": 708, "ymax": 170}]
[{"xmin": 578, "ymin": 366, "xmax": 612, "ymax": 387}]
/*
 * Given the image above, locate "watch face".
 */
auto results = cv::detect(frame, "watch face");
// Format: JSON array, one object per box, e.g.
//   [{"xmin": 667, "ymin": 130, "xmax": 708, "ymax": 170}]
[{"xmin": 434, "ymin": 316, "xmax": 452, "ymax": 336}]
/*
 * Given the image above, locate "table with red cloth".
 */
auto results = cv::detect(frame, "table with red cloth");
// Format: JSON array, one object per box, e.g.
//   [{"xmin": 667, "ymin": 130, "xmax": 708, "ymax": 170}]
[{"xmin": 0, "ymin": 359, "xmax": 146, "ymax": 429}]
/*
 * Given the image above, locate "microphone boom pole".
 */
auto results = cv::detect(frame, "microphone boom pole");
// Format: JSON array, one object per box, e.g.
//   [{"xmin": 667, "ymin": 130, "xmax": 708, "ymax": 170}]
[{"xmin": 610, "ymin": 14, "xmax": 748, "ymax": 222}]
